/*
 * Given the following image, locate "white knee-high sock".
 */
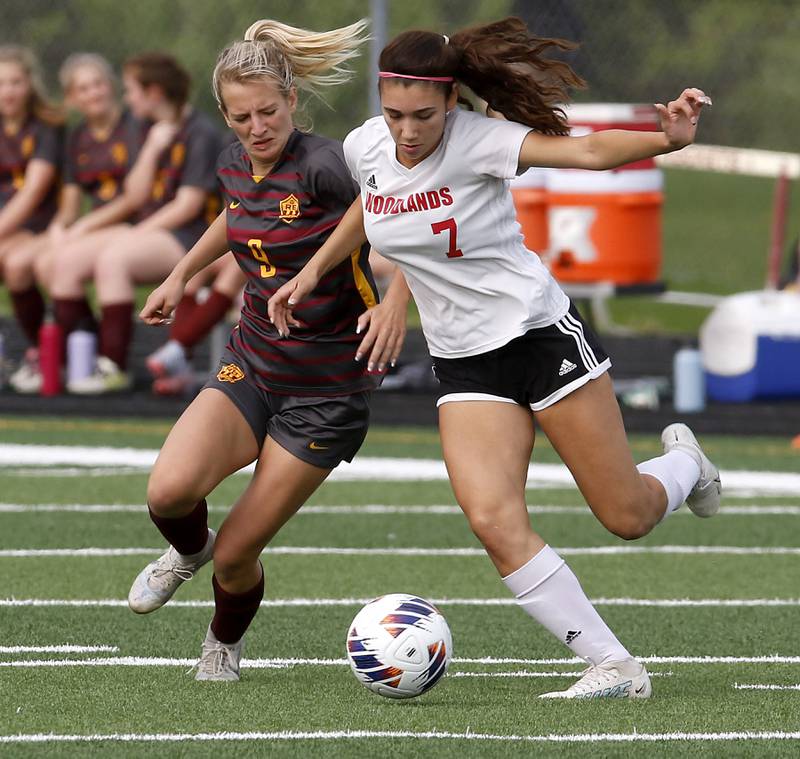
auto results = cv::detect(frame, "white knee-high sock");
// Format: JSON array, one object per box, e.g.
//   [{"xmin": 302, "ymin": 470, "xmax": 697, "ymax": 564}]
[
  {"xmin": 637, "ymin": 449, "xmax": 701, "ymax": 520},
  {"xmin": 502, "ymin": 545, "xmax": 631, "ymax": 666}
]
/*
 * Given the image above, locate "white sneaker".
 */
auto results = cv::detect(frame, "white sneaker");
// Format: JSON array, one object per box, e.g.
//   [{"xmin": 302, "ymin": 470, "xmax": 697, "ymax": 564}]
[
  {"xmin": 67, "ymin": 355, "xmax": 131, "ymax": 394},
  {"xmin": 128, "ymin": 529, "xmax": 215, "ymax": 614},
  {"xmin": 9, "ymin": 348, "xmax": 42, "ymax": 394},
  {"xmin": 193, "ymin": 625, "xmax": 244, "ymax": 682},
  {"xmin": 146, "ymin": 340, "xmax": 190, "ymax": 379},
  {"xmin": 661, "ymin": 423, "xmax": 722, "ymax": 518},
  {"xmin": 539, "ymin": 658, "xmax": 652, "ymax": 699}
]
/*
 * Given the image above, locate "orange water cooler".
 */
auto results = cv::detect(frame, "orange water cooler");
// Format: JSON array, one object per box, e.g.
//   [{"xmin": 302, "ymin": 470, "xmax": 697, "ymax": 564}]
[
  {"xmin": 543, "ymin": 104, "xmax": 664, "ymax": 285},
  {"xmin": 511, "ymin": 167, "xmax": 549, "ymax": 256}
]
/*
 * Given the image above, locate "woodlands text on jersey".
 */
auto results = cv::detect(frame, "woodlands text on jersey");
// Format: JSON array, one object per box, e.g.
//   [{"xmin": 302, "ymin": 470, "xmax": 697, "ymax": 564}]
[
  {"xmin": 218, "ymin": 131, "xmax": 380, "ymax": 396},
  {"xmin": 364, "ymin": 187, "xmax": 453, "ymax": 215}
]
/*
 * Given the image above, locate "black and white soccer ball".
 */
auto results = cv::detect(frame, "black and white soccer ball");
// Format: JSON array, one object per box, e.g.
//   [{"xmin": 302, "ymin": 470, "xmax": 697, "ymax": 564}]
[{"xmin": 346, "ymin": 593, "xmax": 452, "ymax": 699}]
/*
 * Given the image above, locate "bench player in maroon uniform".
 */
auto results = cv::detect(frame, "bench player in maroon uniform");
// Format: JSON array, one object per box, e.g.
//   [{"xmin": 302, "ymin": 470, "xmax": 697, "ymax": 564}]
[
  {"xmin": 127, "ymin": 18, "xmax": 410, "ymax": 681},
  {"xmin": 49, "ymin": 52, "xmax": 224, "ymax": 394},
  {"xmin": 5, "ymin": 53, "xmax": 145, "ymax": 393},
  {"xmin": 0, "ymin": 46, "xmax": 62, "ymax": 295}
]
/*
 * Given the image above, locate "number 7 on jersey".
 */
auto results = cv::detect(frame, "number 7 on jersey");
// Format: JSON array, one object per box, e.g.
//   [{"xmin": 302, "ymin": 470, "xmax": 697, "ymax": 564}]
[{"xmin": 431, "ymin": 218, "xmax": 463, "ymax": 258}]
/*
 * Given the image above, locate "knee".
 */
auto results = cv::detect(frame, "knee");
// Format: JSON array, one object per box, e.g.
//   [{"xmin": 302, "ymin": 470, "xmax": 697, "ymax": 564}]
[
  {"xmin": 146, "ymin": 470, "xmax": 202, "ymax": 517},
  {"xmin": 464, "ymin": 503, "xmax": 523, "ymax": 554},
  {"xmin": 592, "ymin": 494, "xmax": 655, "ymax": 541},
  {"xmin": 3, "ymin": 253, "xmax": 30, "ymax": 288},
  {"xmin": 212, "ymin": 540, "xmax": 258, "ymax": 587}
]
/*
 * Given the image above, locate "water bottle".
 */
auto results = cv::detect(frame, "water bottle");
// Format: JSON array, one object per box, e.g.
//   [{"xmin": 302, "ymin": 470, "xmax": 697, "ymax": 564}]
[
  {"xmin": 673, "ymin": 347, "xmax": 705, "ymax": 413},
  {"xmin": 39, "ymin": 319, "xmax": 64, "ymax": 396},
  {"xmin": 67, "ymin": 330, "xmax": 97, "ymax": 385}
]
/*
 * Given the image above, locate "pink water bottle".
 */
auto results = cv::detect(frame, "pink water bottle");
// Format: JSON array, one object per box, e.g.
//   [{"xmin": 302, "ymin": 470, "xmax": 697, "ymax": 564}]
[{"xmin": 39, "ymin": 320, "xmax": 63, "ymax": 396}]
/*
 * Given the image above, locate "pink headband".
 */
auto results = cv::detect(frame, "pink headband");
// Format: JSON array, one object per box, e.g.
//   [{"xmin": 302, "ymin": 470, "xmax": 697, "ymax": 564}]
[{"xmin": 379, "ymin": 72, "xmax": 454, "ymax": 83}]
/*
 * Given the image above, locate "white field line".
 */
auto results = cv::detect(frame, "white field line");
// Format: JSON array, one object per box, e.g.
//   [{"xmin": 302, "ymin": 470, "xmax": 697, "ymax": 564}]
[
  {"xmin": 0, "ymin": 645, "xmax": 118, "ymax": 653},
  {"xmin": 2, "ymin": 655, "xmax": 800, "ymax": 669},
  {"xmin": 2, "ymin": 502, "xmax": 800, "ymax": 516},
  {"xmin": 450, "ymin": 670, "xmax": 673, "ymax": 678},
  {"xmin": 3, "ymin": 545, "xmax": 800, "ymax": 558},
  {"xmin": 2, "ymin": 729, "xmax": 800, "ymax": 746},
  {"xmin": 735, "ymin": 683, "xmax": 800, "ymax": 691},
  {"xmin": 2, "ymin": 444, "xmax": 800, "ymax": 495},
  {"xmin": 2, "ymin": 597, "xmax": 800, "ymax": 609}
]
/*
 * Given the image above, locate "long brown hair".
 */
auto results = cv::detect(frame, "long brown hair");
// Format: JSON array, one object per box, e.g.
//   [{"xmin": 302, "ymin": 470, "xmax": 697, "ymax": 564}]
[
  {"xmin": 378, "ymin": 17, "xmax": 585, "ymax": 135},
  {"xmin": 0, "ymin": 45, "xmax": 63, "ymax": 126}
]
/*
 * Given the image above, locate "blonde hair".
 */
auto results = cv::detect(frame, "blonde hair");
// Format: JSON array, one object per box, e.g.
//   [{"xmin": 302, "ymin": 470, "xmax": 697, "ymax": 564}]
[
  {"xmin": 212, "ymin": 18, "xmax": 369, "ymax": 110},
  {"xmin": 0, "ymin": 45, "xmax": 62, "ymax": 125},
  {"xmin": 58, "ymin": 53, "xmax": 115, "ymax": 93}
]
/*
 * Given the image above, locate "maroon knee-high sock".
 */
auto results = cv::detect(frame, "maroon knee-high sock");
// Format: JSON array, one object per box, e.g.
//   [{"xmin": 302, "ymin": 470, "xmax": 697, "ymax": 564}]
[
  {"xmin": 148, "ymin": 499, "xmax": 209, "ymax": 556},
  {"xmin": 9, "ymin": 286, "xmax": 45, "ymax": 346},
  {"xmin": 168, "ymin": 293, "xmax": 198, "ymax": 343},
  {"xmin": 99, "ymin": 302, "xmax": 134, "ymax": 370},
  {"xmin": 171, "ymin": 290, "xmax": 233, "ymax": 350},
  {"xmin": 53, "ymin": 297, "xmax": 97, "ymax": 334},
  {"xmin": 211, "ymin": 567, "xmax": 265, "ymax": 644}
]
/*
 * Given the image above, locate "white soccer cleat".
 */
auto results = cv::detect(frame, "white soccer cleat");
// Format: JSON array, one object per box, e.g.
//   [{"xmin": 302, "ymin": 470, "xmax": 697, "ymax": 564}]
[
  {"xmin": 661, "ymin": 423, "xmax": 722, "ymax": 518},
  {"xmin": 67, "ymin": 356, "xmax": 131, "ymax": 394},
  {"xmin": 539, "ymin": 658, "xmax": 652, "ymax": 699},
  {"xmin": 9, "ymin": 348, "xmax": 43, "ymax": 394},
  {"xmin": 193, "ymin": 625, "xmax": 245, "ymax": 682},
  {"xmin": 127, "ymin": 529, "xmax": 215, "ymax": 614},
  {"xmin": 146, "ymin": 339, "xmax": 190, "ymax": 379}
]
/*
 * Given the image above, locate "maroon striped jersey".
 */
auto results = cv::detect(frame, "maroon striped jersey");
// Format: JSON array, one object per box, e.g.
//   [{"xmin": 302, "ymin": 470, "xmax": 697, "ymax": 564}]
[
  {"xmin": 135, "ymin": 109, "xmax": 224, "ymax": 249},
  {"xmin": 63, "ymin": 110, "xmax": 143, "ymax": 209},
  {"xmin": 0, "ymin": 116, "xmax": 62, "ymax": 232},
  {"xmin": 220, "ymin": 130, "xmax": 380, "ymax": 396}
]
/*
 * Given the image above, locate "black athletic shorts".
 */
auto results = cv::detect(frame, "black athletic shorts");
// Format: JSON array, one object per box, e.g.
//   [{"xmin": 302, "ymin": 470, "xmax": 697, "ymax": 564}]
[
  {"xmin": 204, "ymin": 348, "xmax": 371, "ymax": 469},
  {"xmin": 431, "ymin": 303, "xmax": 611, "ymax": 411}
]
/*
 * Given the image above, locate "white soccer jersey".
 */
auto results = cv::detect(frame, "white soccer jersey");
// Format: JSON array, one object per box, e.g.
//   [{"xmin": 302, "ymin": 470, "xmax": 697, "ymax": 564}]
[{"xmin": 343, "ymin": 108, "xmax": 569, "ymax": 358}]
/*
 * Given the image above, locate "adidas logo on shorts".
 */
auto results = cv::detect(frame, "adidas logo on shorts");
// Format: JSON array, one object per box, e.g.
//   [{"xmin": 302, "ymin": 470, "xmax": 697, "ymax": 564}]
[
  {"xmin": 558, "ymin": 359, "xmax": 577, "ymax": 377},
  {"xmin": 366, "ymin": 174, "xmax": 378, "ymax": 189}
]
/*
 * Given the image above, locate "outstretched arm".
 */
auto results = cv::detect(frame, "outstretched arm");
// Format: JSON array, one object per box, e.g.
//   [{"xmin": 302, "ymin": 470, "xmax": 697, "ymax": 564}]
[
  {"xmin": 519, "ymin": 88, "xmax": 711, "ymax": 171},
  {"xmin": 268, "ymin": 196, "xmax": 367, "ymax": 336}
]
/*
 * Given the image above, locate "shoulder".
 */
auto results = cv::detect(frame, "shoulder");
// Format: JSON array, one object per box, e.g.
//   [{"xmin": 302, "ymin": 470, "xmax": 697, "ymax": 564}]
[
  {"xmin": 216, "ymin": 138, "xmax": 244, "ymax": 169},
  {"xmin": 344, "ymin": 116, "xmax": 388, "ymax": 150},
  {"xmin": 294, "ymin": 132, "xmax": 347, "ymax": 172},
  {"xmin": 186, "ymin": 110, "xmax": 223, "ymax": 142}
]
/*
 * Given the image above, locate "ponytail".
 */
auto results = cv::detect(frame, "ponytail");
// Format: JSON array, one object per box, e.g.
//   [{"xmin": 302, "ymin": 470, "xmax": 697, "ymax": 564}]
[
  {"xmin": 213, "ymin": 18, "xmax": 369, "ymax": 109},
  {"xmin": 379, "ymin": 17, "xmax": 585, "ymax": 135}
]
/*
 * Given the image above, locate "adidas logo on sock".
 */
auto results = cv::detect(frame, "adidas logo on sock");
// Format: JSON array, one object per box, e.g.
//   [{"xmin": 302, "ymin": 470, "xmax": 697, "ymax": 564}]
[
  {"xmin": 565, "ymin": 629, "xmax": 582, "ymax": 644},
  {"xmin": 366, "ymin": 174, "xmax": 378, "ymax": 189},
  {"xmin": 558, "ymin": 359, "xmax": 577, "ymax": 377}
]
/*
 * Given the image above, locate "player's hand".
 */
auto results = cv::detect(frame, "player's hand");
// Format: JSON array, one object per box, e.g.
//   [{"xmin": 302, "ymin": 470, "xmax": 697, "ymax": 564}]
[
  {"xmin": 355, "ymin": 293, "xmax": 408, "ymax": 374},
  {"xmin": 267, "ymin": 271, "xmax": 317, "ymax": 337},
  {"xmin": 140, "ymin": 275, "xmax": 185, "ymax": 325},
  {"xmin": 144, "ymin": 121, "xmax": 180, "ymax": 154},
  {"xmin": 655, "ymin": 88, "xmax": 711, "ymax": 150}
]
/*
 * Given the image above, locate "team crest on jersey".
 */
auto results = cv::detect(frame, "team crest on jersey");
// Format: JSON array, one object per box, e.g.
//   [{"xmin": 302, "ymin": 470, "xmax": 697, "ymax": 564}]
[
  {"xmin": 97, "ymin": 173, "xmax": 117, "ymax": 201},
  {"xmin": 170, "ymin": 142, "xmax": 185, "ymax": 167},
  {"xmin": 279, "ymin": 193, "xmax": 301, "ymax": 223},
  {"xmin": 217, "ymin": 363, "xmax": 245, "ymax": 383},
  {"xmin": 111, "ymin": 142, "xmax": 128, "ymax": 165},
  {"xmin": 21, "ymin": 134, "xmax": 35, "ymax": 158}
]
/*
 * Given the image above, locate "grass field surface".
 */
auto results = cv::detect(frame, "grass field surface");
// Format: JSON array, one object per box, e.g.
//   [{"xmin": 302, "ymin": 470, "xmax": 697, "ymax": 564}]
[{"xmin": 1, "ymin": 418, "xmax": 799, "ymax": 756}]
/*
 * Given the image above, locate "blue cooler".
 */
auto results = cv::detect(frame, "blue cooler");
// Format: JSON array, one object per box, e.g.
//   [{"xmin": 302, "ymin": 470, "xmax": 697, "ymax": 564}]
[{"xmin": 700, "ymin": 291, "xmax": 800, "ymax": 402}]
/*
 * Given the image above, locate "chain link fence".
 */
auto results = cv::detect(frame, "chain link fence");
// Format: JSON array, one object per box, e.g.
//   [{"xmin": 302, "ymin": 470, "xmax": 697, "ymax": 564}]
[{"xmin": 2, "ymin": 0, "xmax": 798, "ymax": 150}]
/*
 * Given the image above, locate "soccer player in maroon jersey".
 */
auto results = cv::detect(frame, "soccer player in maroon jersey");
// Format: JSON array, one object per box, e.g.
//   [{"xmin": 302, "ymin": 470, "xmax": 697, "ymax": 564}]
[
  {"xmin": 4, "ymin": 53, "xmax": 145, "ymax": 393},
  {"xmin": 127, "ymin": 19, "xmax": 409, "ymax": 681},
  {"xmin": 0, "ymin": 46, "xmax": 62, "ymax": 290},
  {"xmin": 48, "ymin": 52, "xmax": 225, "ymax": 394}
]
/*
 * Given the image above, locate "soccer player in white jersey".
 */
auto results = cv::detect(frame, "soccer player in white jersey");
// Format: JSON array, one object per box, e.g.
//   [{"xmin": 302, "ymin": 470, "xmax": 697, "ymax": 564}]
[{"xmin": 270, "ymin": 17, "xmax": 721, "ymax": 700}]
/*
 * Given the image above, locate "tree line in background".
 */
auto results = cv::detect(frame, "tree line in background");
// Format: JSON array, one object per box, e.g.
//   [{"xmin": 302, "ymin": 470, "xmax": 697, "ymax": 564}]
[{"xmin": 3, "ymin": 0, "xmax": 798, "ymax": 151}]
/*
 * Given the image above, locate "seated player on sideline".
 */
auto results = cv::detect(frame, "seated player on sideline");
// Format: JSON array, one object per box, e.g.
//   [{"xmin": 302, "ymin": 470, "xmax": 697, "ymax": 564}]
[
  {"xmin": 5, "ymin": 53, "xmax": 144, "ymax": 393},
  {"xmin": 127, "ymin": 18, "xmax": 409, "ymax": 681},
  {"xmin": 48, "ymin": 52, "xmax": 224, "ymax": 394},
  {"xmin": 0, "ymin": 45, "xmax": 62, "ymax": 320},
  {"xmin": 270, "ymin": 17, "xmax": 722, "ymax": 700}
]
